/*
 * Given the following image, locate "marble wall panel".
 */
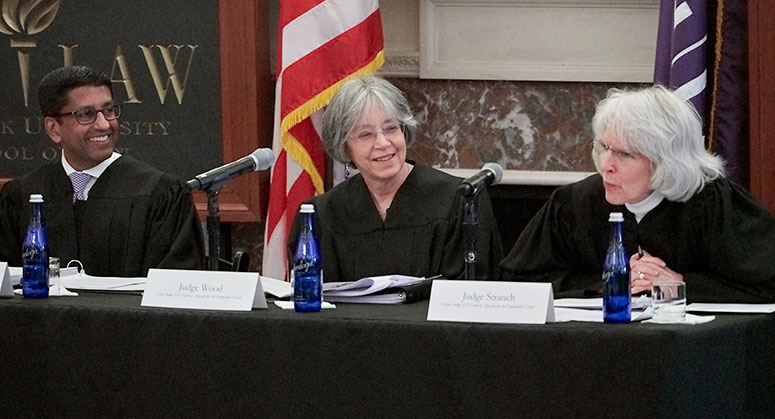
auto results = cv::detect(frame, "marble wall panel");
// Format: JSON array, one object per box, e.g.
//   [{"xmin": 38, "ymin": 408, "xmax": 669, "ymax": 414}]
[{"xmin": 392, "ymin": 78, "xmax": 639, "ymax": 173}]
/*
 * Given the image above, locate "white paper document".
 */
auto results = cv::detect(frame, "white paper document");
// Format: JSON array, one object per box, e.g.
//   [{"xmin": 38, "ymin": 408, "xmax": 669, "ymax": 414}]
[
  {"xmin": 59, "ymin": 273, "xmax": 146, "ymax": 292},
  {"xmin": 553, "ymin": 296, "xmax": 653, "ymax": 322},
  {"xmin": 323, "ymin": 275, "xmax": 429, "ymax": 303},
  {"xmin": 642, "ymin": 313, "xmax": 716, "ymax": 325},
  {"xmin": 261, "ymin": 274, "xmax": 431, "ymax": 304},
  {"xmin": 260, "ymin": 276, "xmax": 292, "ymax": 298},
  {"xmin": 274, "ymin": 300, "xmax": 336, "ymax": 310},
  {"xmin": 554, "ymin": 307, "xmax": 654, "ymax": 323},
  {"xmin": 687, "ymin": 303, "xmax": 775, "ymax": 313},
  {"xmin": 553, "ymin": 297, "xmax": 718, "ymax": 324},
  {"xmin": 323, "ymin": 275, "xmax": 424, "ymax": 296},
  {"xmin": 554, "ymin": 295, "xmax": 653, "ymax": 310}
]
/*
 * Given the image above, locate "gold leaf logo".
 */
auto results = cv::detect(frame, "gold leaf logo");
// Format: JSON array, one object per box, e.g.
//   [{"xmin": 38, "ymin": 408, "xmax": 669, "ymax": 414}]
[
  {"xmin": 0, "ymin": 0, "xmax": 60, "ymax": 36},
  {"xmin": 1, "ymin": 0, "xmax": 61, "ymax": 107}
]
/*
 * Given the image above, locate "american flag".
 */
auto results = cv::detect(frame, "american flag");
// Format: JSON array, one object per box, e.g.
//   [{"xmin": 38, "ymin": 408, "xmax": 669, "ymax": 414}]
[{"xmin": 262, "ymin": 0, "xmax": 384, "ymax": 281}]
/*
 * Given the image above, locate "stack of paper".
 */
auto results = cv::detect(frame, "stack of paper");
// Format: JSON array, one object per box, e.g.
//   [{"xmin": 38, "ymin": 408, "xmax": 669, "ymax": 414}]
[
  {"xmin": 553, "ymin": 296, "xmax": 653, "ymax": 323},
  {"xmin": 59, "ymin": 271, "xmax": 146, "ymax": 292},
  {"xmin": 322, "ymin": 275, "xmax": 430, "ymax": 304},
  {"xmin": 260, "ymin": 274, "xmax": 433, "ymax": 304}
]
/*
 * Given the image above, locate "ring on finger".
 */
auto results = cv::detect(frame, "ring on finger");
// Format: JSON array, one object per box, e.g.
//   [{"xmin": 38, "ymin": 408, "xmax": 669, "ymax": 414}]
[{"xmin": 638, "ymin": 272, "xmax": 645, "ymax": 280}]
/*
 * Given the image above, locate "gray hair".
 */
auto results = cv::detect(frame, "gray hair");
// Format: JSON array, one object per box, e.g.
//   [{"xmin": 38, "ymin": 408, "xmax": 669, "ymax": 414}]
[
  {"xmin": 321, "ymin": 76, "xmax": 417, "ymax": 164},
  {"xmin": 591, "ymin": 86, "xmax": 725, "ymax": 202}
]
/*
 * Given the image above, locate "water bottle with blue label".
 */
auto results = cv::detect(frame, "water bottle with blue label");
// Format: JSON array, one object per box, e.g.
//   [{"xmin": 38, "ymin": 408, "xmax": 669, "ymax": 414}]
[
  {"xmin": 291, "ymin": 204, "xmax": 323, "ymax": 312},
  {"xmin": 22, "ymin": 194, "xmax": 49, "ymax": 298},
  {"xmin": 602, "ymin": 212, "xmax": 630, "ymax": 323}
]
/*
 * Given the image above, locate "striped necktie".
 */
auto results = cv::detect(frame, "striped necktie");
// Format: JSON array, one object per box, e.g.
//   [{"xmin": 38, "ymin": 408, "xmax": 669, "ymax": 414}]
[{"xmin": 69, "ymin": 172, "xmax": 92, "ymax": 203}]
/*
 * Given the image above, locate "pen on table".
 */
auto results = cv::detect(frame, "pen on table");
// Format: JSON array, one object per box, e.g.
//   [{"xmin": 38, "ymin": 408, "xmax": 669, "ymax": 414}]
[{"xmin": 424, "ymin": 274, "xmax": 443, "ymax": 281}]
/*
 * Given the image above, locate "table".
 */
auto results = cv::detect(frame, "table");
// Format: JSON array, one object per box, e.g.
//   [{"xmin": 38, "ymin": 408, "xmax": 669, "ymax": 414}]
[{"xmin": 1, "ymin": 293, "xmax": 773, "ymax": 418}]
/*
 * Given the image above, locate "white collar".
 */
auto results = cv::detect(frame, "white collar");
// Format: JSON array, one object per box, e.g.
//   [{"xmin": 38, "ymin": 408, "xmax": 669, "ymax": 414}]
[
  {"xmin": 61, "ymin": 152, "xmax": 122, "ymax": 178},
  {"xmin": 625, "ymin": 190, "xmax": 665, "ymax": 223}
]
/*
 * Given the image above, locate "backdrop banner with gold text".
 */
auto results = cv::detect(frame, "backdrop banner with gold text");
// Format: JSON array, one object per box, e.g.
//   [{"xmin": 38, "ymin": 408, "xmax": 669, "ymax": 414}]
[{"xmin": 0, "ymin": 0, "xmax": 220, "ymax": 181}]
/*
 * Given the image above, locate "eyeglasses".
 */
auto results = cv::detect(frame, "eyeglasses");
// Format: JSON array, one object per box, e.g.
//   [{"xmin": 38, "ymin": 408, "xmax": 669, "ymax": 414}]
[
  {"xmin": 350, "ymin": 122, "xmax": 404, "ymax": 145},
  {"xmin": 52, "ymin": 104, "xmax": 121, "ymax": 125},
  {"xmin": 593, "ymin": 140, "xmax": 639, "ymax": 161}
]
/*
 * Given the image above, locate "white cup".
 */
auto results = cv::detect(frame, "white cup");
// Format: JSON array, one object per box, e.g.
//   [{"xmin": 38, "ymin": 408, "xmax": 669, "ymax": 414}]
[{"xmin": 651, "ymin": 281, "xmax": 686, "ymax": 323}]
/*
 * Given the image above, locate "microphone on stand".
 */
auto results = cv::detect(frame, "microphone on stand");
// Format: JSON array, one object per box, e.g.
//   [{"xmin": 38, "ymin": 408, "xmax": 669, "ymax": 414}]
[
  {"xmin": 456, "ymin": 162, "xmax": 503, "ymax": 197},
  {"xmin": 187, "ymin": 148, "xmax": 275, "ymax": 191}
]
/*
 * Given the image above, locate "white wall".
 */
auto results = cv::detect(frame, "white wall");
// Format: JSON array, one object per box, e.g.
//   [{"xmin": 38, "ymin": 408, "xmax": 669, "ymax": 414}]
[{"xmin": 270, "ymin": 0, "xmax": 659, "ymax": 82}]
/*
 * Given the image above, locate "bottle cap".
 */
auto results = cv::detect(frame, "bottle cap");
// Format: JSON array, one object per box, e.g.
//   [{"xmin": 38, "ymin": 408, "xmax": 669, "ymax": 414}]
[
  {"xmin": 608, "ymin": 212, "xmax": 624, "ymax": 222},
  {"xmin": 29, "ymin": 194, "xmax": 44, "ymax": 203},
  {"xmin": 300, "ymin": 203, "xmax": 315, "ymax": 213}
]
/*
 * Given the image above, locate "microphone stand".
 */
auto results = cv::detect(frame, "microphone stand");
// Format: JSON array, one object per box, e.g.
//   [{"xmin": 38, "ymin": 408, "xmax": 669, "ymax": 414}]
[
  {"xmin": 463, "ymin": 194, "xmax": 478, "ymax": 280},
  {"xmin": 206, "ymin": 186, "xmax": 222, "ymax": 271},
  {"xmin": 201, "ymin": 183, "xmax": 250, "ymax": 271}
]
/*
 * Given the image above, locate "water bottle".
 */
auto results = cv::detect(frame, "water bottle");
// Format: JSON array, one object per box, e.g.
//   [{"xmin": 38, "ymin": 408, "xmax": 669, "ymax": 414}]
[
  {"xmin": 291, "ymin": 204, "xmax": 323, "ymax": 312},
  {"xmin": 22, "ymin": 194, "xmax": 49, "ymax": 298},
  {"xmin": 602, "ymin": 212, "xmax": 630, "ymax": 323}
]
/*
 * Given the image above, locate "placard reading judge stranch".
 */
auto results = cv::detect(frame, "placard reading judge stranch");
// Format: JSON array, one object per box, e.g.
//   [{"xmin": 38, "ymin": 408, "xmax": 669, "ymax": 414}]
[
  {"xmin": 141, "ymin": 269, "xmax": 266, "ymax": 311},
  {"xmin": 427, "ymin": 280, "xmax": 555, "ymax": 324}
]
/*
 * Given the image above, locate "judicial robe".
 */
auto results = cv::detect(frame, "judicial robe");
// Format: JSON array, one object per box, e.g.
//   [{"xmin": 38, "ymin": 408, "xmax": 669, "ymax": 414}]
[
  {"xmin": 499, "ymin": 174, "xmax": 775, "ymax": 303},
  {"xmin": 288, "ymin": 163, "xmax": 503, "ymax": 283},
  {"xmin": 0, "ymin": 155, "xmax": 205, "ymax": 276}
]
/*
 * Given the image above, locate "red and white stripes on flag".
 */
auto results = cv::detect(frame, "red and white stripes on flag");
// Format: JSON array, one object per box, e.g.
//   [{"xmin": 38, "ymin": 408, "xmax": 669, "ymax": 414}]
[{"xmin": 262, "ymin": 0, "xmax": 384, "ymax": 281}]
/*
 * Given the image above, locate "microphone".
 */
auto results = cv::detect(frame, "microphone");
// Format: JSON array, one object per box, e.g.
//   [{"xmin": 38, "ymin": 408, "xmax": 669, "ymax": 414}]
[
  {"xmin": 456, "ymin": 162, "xmax": 503, "ymax": 197},
  {"xmin": 187, "ymin": 148, "xmax": 275, "ymax": 191}
]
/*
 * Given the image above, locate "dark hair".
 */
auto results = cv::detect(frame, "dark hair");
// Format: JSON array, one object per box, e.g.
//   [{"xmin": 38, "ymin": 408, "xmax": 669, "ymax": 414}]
[{"xmin": 38, "ymin": 65, "xmax": 112, "ymax": 117}]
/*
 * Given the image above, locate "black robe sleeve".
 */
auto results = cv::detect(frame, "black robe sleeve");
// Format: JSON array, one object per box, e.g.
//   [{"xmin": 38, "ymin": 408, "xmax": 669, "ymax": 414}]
[
  {"xmin": 0, "ymin": 180, "xmax": 25, "ymax": 267},
  {"xmin": 498, "ymin": 175, "xmax": 610, "ymax": 298},
  {"xmin": 138, "ymin": 177, "xmax": 205, "ymax": 274},
  {"xmin": 76, "ymin": 156, "xmax": 205, "ymax": 276},
  {"xmin": 672, "ymin": 179, "xmax": 775, "ymax": 303}
]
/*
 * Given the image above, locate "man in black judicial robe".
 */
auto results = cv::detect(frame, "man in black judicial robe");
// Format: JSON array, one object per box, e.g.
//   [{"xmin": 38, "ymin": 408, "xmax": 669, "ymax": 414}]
[
  {"xmin": 0, "ymin": 155, "xmax": 204, "ymax": 276},
  {"xmin": 0, "ymin": 65, "xmax": 204, "ymax": 276}
]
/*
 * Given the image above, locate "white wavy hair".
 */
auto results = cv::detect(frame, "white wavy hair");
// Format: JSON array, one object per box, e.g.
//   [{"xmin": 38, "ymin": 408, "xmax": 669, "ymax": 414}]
[{"xmin": 591, "ymin": 86, "xmax": 725, "ymax": 202}]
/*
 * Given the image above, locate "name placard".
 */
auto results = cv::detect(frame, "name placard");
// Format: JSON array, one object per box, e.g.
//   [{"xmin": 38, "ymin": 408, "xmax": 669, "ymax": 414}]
[
  {"xmin": 0, "ymin": 262, "xmax": 12, "ymax": 297},
  {"xmin": 141, "ymin": 269, "xmax": 267, "ymax": 311},
  {"xmin": 427, "ymin": 280, "xmax": 555, "ymax": 324}
]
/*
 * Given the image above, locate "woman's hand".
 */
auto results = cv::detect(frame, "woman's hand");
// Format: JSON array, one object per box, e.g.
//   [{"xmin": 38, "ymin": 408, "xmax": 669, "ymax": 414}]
[{"xmin": 630, "ymin": 249, "xmax": 684, "ymax": 294}]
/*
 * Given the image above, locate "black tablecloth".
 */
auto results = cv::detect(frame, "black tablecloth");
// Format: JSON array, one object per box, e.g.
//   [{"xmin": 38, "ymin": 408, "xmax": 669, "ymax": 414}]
[{"xmin": 1, "ymin": 293, "xmax": 773, "ymax": 418}]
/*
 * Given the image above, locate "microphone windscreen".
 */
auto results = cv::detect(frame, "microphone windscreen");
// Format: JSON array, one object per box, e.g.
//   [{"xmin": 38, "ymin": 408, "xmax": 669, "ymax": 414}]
[
  {"xmin": 482, "ymin": 162, "xmax": 503, "ymax": 185},
  {"xmin": 250, "ymin": 148, "xmax": 276, "ymax": 171}
]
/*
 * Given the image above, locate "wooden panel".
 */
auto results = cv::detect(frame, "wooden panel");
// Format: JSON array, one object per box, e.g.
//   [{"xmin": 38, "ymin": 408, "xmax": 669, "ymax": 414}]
[
  {"xmin": 190, "ymin": 0, "xmax": 272, "ymax": 222},
  {"xmin": 748, "ymin": 0, "xmax": 775, "ymax": 214}
]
